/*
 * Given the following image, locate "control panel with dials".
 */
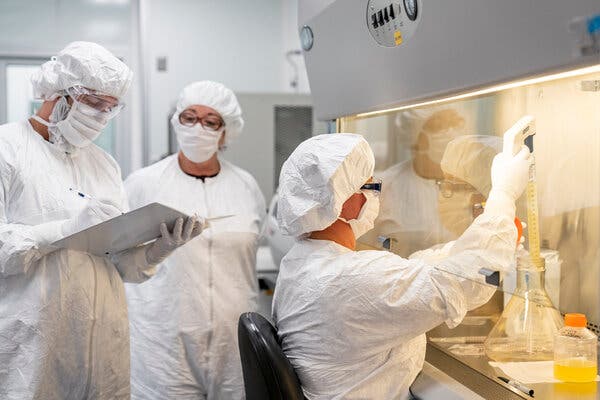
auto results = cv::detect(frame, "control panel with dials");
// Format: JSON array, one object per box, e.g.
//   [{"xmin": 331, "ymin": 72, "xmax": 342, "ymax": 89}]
[{"xmin": 366, "ymin": 0, "xmax": 421, "ymax": 47}]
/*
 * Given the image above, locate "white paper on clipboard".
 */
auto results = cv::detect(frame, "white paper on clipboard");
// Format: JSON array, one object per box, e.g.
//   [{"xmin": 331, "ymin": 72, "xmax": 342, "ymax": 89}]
[{"xmin": 52, "ymin": 202, "xmax": 189, "ymax": 257}]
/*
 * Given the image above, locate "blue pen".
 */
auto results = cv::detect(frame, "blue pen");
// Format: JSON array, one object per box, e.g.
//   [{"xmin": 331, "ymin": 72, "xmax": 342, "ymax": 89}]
[
  {"xmin": 69, "ymin": 188, "xmax": 93, "ymax": 200},
  {"xmin": 69, "ymin": 188, "xmax": 125, "ymax": 215}
]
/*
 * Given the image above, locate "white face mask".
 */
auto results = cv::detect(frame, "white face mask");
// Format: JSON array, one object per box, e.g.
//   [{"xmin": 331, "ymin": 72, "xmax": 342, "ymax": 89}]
[
  {"xmin": 339, "ymin": 190, "xmax": 380, "ymax": 238},
  {"xmin": 57, "ymin": 101, "xmax": 108, "ymax": 148},
  {"xmin": 32, "ymin": 97, "xmax": 108, "ymax": 149},
  {"xmin": 416, "ymin": 127, "xmax": 462, "ymax": 164},
  {"xmin": 174, "ymin": 118, "xmax": 222, "ymax": 163}
]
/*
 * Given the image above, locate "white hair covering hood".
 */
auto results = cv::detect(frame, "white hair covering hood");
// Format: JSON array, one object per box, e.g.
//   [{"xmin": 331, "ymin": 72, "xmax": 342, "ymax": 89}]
[
  {"xmin": 440, "ymin": 135, "xmax": 502, "ymax": 197},
  {"xmin": 277, "ymin": 133, "xmax": 375, "ymax": 237},
  {"xmin": 31, "ymin": 41, "xmax": 133, "ymax": 100},
  {"xmin": 172, "ymin": 80, "xmax": 244, "ymax": 145}
]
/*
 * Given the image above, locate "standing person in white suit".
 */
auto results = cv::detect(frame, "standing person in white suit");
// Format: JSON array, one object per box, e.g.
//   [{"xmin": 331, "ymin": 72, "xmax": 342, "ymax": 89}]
[
  {"xmin": 272, "ymin": 133, "xmax": 530, "ymax": 399},
  {"xmin": 125, "ymin": 81, "xmax": 266, "ymax": 400},
  {"xmin": 0, "ymin": 41, "xmax": 199, "ymax": 400}
]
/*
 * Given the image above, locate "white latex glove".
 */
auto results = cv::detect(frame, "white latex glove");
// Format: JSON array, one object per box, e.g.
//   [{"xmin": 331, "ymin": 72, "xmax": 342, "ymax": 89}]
[
  {"xmin": 490, "ymin": 146, "xmax": 531, "ymax": 201},
  {"xmin": 61, "ymin": 199, "xmax": 122, "ymax": 237},
  {"xmin": 145, "ymin": 216, "xmax": 202, "ymax": 265}
]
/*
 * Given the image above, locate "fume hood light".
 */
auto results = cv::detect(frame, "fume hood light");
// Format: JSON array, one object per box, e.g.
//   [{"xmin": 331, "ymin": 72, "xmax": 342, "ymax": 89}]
[{"xmin": 355, "ymin": 64, "xmax": 600, "ymax": 119}]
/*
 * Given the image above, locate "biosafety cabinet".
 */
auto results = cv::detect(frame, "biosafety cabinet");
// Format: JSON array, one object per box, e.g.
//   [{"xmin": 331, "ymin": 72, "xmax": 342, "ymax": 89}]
[{"xmin": 299, "ymin": 1, "xmax": 600, "ymax": 398}]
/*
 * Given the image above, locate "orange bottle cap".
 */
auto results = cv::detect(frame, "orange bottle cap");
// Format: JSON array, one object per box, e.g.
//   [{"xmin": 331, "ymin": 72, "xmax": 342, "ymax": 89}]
[{"xmin": 565, "ymin": 313, "xmax": 587, "ymax": 327}]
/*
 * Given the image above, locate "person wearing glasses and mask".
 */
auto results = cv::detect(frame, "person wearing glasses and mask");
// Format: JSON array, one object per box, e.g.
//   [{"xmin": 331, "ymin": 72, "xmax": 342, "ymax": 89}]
[
  {"xmin": 272, "ymin": 133, "xmax": 530, "ymax": 399},
  {"xmin": 124, "ymin": 81, "xmax": 265, "ymax": 400},
  {"xmin": 361, "ymin": 108, "xmax": 467, "ymax": 257},
  {"xmin": 0, "ymin": 42, "xmax": 199, "ymax": 400}
]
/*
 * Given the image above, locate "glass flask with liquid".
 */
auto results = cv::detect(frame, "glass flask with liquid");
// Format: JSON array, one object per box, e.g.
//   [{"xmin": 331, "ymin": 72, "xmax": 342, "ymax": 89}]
[
  {"xmin": 554, "ymin": 313, "xmax": 598, "ymax": 383},
  {"xmin": 484, "ymin": 255, "xmax": 564, "ymax": 361}
]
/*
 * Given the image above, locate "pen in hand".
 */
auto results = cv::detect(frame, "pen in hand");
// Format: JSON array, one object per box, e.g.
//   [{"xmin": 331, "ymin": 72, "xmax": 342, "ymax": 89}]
[
  {"xmin": 69, "ymin": 188, "xmax": 124, "ymax": 215},
  {"xmin": 69, "ymin": 188, "xmax": 93, "ymax": 200}
]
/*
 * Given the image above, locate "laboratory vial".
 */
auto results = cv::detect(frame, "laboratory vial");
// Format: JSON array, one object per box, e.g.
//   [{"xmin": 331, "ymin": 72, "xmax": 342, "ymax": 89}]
[{"xmin": 554, "ymin": 313, "xmax": 598, "ymax": 383}]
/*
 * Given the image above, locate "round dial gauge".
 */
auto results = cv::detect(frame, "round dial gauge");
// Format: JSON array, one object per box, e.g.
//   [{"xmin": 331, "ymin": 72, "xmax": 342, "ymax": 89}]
[
  {"xmin": 403, "ymin": 0, "xmax": 418, "ymax": 21},
  {"xmin": 300, "ymin": 25, "xmax": 314, "ymax": 51}
]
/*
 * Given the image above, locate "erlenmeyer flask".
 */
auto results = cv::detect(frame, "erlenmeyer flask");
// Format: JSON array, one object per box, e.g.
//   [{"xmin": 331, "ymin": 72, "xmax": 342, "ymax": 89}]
[{"xmin": 484, "ymin": 255, "xmax": 563, "ymax": 361}]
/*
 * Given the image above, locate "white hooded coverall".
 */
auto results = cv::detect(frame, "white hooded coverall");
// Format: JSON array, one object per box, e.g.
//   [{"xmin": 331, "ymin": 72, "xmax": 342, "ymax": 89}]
[
  {"xmin": 0, "ymin": 121, "xmax": 154, "ymax": 400},
  {"xmin": 273, "ymin": 133, "xmax": 526, "ymax": 399},
  {"xmin": 125, "ymin": 155, "xmax": 265, "ymax": 399}
]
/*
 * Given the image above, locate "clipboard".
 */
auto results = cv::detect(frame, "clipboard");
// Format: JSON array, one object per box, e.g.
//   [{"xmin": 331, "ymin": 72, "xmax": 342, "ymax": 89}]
[{"xmin": 52, "ymin": 202, "xmax": 189, "ymax": 257}]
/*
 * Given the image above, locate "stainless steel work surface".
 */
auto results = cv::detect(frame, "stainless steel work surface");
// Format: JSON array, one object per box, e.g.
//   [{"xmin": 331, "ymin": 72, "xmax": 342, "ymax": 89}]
[
  {"xmin": 426, "ymin": 319, "xmax": 600, "ymax": 399},
  {"xmin": 411, "ymin": 362, "xmax": 485, "ymax": 400}
]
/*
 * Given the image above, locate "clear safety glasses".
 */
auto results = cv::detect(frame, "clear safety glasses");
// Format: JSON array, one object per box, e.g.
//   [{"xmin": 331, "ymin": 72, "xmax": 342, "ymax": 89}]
[
  {"xmin": 179, "ymin": 109, "xmax": 225, "ymax": 132},
  {"xmin": 66, "ymin": 86, "xmax": 125, "ymax": 119}
]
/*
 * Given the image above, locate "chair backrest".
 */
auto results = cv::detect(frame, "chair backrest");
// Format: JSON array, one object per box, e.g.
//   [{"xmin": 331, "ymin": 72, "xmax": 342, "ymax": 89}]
[{"xmin": 238, "ymin": 312, "xmax": 305, "ymax": 400}]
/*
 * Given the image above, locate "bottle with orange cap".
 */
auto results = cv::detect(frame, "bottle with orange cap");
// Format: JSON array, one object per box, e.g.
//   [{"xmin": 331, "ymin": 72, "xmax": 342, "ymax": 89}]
[{"xmin": 554, "ymin": 313, "xmax": 598, "ymax": 382}]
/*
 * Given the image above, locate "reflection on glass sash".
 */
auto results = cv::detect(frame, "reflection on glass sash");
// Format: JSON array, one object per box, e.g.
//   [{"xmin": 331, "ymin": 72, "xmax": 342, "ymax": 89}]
[{"xmin": 348, "ymin": 70, "xmax": 600, "ymax": 328}]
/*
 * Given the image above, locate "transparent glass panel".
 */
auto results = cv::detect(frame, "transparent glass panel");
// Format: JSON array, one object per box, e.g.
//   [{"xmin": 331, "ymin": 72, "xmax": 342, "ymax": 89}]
[
  {"xmin": 341, "ymin": 70, "xmax": 600, "ymax": 327},
  {"xmin": 6, "ymin": 63, "xmax": 116, "ymax": 156}
]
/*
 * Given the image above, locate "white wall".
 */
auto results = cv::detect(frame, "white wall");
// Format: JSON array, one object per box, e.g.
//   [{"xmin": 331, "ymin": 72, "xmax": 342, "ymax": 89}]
[
  {"xmin": 0, "ymin": 0, "xmax": 131, "ymax": 57},
  {"xmin": 281, "ymin": 0, "xmax": 310, "ymax": 94}
]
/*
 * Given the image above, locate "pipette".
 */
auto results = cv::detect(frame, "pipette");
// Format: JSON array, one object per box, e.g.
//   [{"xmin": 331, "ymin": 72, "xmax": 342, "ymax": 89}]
[{"xmin": 502, "ymin": 116, "xmax": 544, "ymax": 269}]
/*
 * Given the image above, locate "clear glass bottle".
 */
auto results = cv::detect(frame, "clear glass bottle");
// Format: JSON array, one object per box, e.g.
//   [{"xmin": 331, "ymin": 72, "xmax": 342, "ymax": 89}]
[
  {"xmin": 484, "ymin": 255, "xmax": 564, "ymax": 361},
  {"xmin": 554, "ymin": 313, "xmax": 598, "ymax": 383}
]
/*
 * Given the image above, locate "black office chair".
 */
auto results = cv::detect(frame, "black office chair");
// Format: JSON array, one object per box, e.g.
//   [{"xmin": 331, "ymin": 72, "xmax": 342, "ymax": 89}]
[{"xmin": 238, "ymin": 312, "xmax": 305, "ymax": 400}]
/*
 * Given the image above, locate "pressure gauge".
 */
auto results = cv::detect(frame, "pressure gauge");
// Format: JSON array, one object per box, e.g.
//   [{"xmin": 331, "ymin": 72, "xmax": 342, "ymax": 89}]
[
  {"xmin": 300, "ymin": 25, "xmax": 314, "ymax": 51},
  {"xmin": 403, "ymin": 0, "xmax": 418, "ymax": 21}
]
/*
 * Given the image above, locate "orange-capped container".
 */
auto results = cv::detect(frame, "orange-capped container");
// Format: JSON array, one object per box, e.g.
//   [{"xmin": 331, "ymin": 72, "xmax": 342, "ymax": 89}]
[
  {"xmin": 565, "ymin": 313, "xmax": 587, "ymax": 328},
  {"xmin": 554, "ymin": 313, "xmax": 598, "ymax": 382}
]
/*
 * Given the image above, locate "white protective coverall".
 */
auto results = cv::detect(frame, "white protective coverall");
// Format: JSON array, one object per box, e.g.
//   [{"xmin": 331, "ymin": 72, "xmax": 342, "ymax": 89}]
[
  {"xmin": 0, "ymin": 121, "xmax": 155, "ymax": 399},
  {"xmin": 273, "ymin": 133, "xmax": 530, "ymax": 399},
  {"xmin": 0, "ymin": 42, "xmax": 160, "ymax": 400},
  {"xmin": 125, "ymin": 81, "xmax": 266, "ymax": 400}
]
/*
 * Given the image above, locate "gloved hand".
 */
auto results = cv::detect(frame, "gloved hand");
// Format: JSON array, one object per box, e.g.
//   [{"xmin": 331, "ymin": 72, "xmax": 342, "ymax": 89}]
[
  {"xmin": 145, "ymin": 216, "xmax": 202, "ymax": 265},
  {"xmin": 61, "ymin": 199, "xmax": 122, "ymax": 237},
  {"xmin": 490, "ymin": 146, "xmax": 531, "ymax": 201}
]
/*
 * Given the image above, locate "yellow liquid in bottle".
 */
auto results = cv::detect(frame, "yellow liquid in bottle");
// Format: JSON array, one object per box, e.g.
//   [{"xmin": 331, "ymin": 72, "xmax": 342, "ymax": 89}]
[{"xmin": 554, "ymin": 359, "xmax": 598, "ymax": 382}]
